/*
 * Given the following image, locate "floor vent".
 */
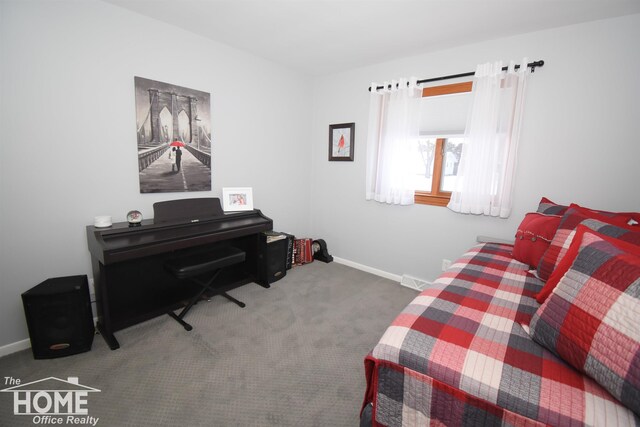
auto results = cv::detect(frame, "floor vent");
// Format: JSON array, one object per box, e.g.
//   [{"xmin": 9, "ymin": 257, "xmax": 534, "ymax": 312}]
[{"xmin": 400, "ymin": 274, "xmax": 431, "ymax": 292}]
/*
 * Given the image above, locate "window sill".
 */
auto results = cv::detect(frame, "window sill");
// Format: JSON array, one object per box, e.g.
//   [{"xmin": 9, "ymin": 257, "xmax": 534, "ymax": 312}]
[{"xmin": 414, "ymin": 192, "xmax": 451, "ymax": 207}]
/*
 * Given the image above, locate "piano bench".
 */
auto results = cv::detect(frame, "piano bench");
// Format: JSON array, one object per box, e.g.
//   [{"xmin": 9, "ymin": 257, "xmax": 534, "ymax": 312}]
[{"xmin": 165, "ymin": 246, "xmax": 246, "ymax": 331}]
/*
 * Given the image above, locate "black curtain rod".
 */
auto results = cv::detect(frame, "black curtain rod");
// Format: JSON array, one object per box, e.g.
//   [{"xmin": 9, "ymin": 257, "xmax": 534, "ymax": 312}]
[{"xmin": 369, "ymin": 60, "xmax": 544, "ymax": 91}]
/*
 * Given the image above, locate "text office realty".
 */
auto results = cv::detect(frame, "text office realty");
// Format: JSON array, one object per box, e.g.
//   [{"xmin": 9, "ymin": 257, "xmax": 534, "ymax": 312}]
[{"xmin": 1, "ymin": 376, "xmax": 100, "ymax": 426}]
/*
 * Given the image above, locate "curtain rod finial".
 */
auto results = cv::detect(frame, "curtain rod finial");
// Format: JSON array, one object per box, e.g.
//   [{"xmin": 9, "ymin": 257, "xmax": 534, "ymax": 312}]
[{"xmin": 531, "ymin": 60, "xmax": 544, "ymax": 73}]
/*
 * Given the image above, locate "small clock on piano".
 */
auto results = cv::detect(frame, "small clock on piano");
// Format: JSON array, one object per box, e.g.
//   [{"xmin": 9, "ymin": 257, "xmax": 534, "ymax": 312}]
[{"xmin": 126, "ymin": 210, "xmax": 143, "ymax": 227}]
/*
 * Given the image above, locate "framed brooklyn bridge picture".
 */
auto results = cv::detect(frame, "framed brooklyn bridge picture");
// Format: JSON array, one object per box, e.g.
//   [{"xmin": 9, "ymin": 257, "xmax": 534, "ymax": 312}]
[{"xmin": 134, "ymin": 76, "xmax": 212, "ymax": 193}]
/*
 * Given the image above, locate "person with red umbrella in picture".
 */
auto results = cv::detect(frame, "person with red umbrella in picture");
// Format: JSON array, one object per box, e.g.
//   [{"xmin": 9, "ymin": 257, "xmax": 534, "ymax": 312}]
[
  {"xmin": 170, "ymin": 140, "xmax": 185, "ymax": 172},
  {"xmin": 175, "ymin": 147, "xmax": 182, "ymax": 171}
]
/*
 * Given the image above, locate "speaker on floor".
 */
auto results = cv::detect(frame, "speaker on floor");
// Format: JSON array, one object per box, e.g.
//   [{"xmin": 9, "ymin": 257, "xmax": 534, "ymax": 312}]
[
  {"xmin": 21, "ymin": 275, "xmax": 95, "ymax": 359},
  {"xmin": 257, "ymin": 233, "xmax": 288, "ymax": 286}
]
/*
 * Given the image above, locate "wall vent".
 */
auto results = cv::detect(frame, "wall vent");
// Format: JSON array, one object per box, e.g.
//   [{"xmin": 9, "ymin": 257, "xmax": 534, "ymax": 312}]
[{"xmin": 400, "ymin": 274, "xmax": 431, "ymax": 292}]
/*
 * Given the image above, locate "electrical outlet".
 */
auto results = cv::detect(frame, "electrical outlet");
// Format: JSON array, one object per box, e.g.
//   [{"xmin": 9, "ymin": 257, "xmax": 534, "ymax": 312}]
[{"xmin": 441, "ymin": 259, "xmax": 451, "ymax": 271}]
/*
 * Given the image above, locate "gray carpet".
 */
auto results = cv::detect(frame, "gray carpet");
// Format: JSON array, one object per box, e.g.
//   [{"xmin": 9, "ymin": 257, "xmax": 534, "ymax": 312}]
[{"xmin": 0, "ymin": 261, "xmax": 417, "ymax": 426}]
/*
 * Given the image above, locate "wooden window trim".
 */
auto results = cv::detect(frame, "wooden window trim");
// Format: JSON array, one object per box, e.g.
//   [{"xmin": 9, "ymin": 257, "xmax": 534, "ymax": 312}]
[
  {"xmin": 415, "ymin": 81, "xmax": 472, "ymax": 207},
  {"xmin": 422, "ymin": 81, "xmax": 472, "ymax": 98}
]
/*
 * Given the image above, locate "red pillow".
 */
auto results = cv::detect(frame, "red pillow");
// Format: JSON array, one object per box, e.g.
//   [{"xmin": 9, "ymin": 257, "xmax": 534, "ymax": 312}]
[
  {"xmin": 535, "ymin": 221, "xmax": 640, "ymax": 303},
  {"xmin": 512, "ymin": 213, "xmax": 561, "ymax": 269},
  {"xmin": 536, "ymin": 205, "xmax": 635, "ymax": 281},
  {"xmin": 569, "ymin": 203, "xmax": 640, "ymax": 225}
]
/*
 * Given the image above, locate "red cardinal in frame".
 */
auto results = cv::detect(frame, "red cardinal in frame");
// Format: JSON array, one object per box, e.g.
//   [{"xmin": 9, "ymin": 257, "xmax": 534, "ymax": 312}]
[{"xmin": 338, "ymin": 134, "xmax": 345, "ymax": 153}]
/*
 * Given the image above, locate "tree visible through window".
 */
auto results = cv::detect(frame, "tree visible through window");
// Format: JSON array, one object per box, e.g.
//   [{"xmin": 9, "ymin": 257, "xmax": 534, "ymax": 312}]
[
  {"xmin": 414, "ymin": 82, "xmax": 472, "ymax": 206},
  {"xmin": 415, "ymin": 137, "xmax": 464, "ymax": 188}
]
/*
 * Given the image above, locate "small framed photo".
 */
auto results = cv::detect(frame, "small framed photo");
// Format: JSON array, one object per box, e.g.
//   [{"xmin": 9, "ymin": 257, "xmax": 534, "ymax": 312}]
[
  {"xmin": 222, "ymin": 187, "xmax": 254, "ymax": 212},
  {"xmin": 329, "ymin": 122, "xmax": 355, "ymax": 161}
]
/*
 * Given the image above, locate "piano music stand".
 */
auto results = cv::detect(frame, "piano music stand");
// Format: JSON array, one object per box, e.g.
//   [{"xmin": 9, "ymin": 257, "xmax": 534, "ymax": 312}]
[
  {"xmin": 165, "ymin": 246, "xmax": 246, "ymax": 331},
  {"xmin": 153, "ymin": 197, "xmax": 224, "ymax": 223}
]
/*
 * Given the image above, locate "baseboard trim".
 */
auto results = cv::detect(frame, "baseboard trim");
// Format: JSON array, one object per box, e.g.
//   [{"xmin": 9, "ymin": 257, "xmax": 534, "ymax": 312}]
[
  {"xmin": 0, "ymin": 338, "xmax": 30, "ymax": 358},
  {"xmin": 333, "ymin": 256, "xmax": 402, "ymax": 283}
]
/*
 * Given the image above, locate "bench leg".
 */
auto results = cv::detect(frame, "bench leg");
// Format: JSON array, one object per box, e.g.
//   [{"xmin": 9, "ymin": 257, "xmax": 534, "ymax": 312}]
[
  {"xmin": 167, "ymin": 283, "xmax": 211, "ymax": 331},
  {"xmin": 167, "ymin": 268, "xmax": 247, "ymax": 330},
  {"xmin": 167, "ymin": 311, "xmax": 193, "ymax": 331},
  {"xmin": 219, "ymin": 292, "xmax": 246, "ymax": 308}
]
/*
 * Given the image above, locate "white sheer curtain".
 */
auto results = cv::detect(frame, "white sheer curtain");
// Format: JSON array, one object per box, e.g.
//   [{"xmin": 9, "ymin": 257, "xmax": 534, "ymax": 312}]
[
  {"xmin": 365, "ymin": 77, "xmax": 421, "ymax": 205},
  {"xmin": 447, "ymin": 59, "xmax": 530, "ymax": 218}
]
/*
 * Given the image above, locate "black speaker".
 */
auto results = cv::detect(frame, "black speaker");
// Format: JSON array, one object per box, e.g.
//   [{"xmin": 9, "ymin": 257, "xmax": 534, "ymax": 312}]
[
  {"xmin": 258, "ymin": 234, "xmax": 288, "ymax": 286},
  {"xmin": 21, "ymin": 275, "xmax": 95, "ymax": 359}
]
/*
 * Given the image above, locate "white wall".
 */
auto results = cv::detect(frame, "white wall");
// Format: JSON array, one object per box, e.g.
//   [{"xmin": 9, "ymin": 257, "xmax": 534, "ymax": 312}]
[
  {"xmin": 0, "ymin": 1, "xmax": 312, "ymax": 348},
  {"xmin": 309, "ymin": 14, "xmax": 640, "ymax": 284}
]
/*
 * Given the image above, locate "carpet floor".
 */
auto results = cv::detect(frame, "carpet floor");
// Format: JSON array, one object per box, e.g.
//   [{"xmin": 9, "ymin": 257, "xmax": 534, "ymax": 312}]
[{"xmin": 0, "ymin": 261, "xmax": 417, "ymax": 426}]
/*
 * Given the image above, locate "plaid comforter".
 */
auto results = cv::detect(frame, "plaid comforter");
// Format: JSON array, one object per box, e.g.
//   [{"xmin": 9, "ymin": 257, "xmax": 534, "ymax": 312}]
[{"xmin": 363, "ymin": 243, "xmax": 640, "ymax": 426}]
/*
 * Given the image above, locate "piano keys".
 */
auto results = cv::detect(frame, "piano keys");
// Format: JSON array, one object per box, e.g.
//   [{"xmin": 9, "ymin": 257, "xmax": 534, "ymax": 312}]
[{"xmin": 86, "ymin": 198, "xmax": 273, "ymax": 349}]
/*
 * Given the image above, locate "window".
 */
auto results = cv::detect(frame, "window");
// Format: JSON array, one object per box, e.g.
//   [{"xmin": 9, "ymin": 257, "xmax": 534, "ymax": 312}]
[
  {"xmin": 413, "ymin": 82, "xmax": 472, "ymax": 206},
  {"xmin": 414, "ymin": 136, "xmax": 465, "ymax": 206}
]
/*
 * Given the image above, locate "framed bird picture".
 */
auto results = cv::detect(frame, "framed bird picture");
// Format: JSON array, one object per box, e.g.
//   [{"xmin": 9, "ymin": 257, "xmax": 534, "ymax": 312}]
[{"xmin": 329, "ymin": 122, "xmax": 355, "ymax": 161}]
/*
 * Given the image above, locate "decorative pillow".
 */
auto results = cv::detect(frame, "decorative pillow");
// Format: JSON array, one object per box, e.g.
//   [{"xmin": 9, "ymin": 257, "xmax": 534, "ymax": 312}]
[
  {"xmin": 535, "ymin": 221, "xmax": 640, "ymax": 303},
  {"xmin": 536, "ymin": 197, "xmax": 569, "ymax": 216},
  {"xmin": 530, "ymin": 231, "xmax": 640, "ymax": 415},
  {"xmin": 536, "ymin": 206, "xmax": 635, "ymax": 281},
  {"xmin": 512, "ymin": 213, "xmax": 561, "ymax": 269},
  {"xmin": 570, "ymin": 203, "xmax": 640, "ymax": 225}
]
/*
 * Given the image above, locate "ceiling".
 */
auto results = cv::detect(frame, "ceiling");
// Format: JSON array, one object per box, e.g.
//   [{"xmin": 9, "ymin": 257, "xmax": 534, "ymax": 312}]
[{"xmin": 103, "ymin": 0, "xmax": 640, "ymax": 76}]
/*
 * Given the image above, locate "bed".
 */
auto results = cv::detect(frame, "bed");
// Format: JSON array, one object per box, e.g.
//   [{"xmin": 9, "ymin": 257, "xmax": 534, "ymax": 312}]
[{"xmin": 361, "ymin": 242, "xmax": 639, "ymax": 426}]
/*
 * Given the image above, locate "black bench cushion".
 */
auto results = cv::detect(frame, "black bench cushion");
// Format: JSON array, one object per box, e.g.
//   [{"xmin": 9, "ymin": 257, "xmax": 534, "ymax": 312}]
[{"xmin": 166, "ymin": 247, "xmax": 246, "ymax": 279}]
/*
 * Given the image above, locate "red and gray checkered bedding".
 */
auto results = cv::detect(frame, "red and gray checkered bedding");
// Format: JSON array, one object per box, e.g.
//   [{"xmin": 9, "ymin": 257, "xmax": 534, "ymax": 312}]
[{"xmin": 363, "ymin": 243, "xmax": 640, "ymax": 426}]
